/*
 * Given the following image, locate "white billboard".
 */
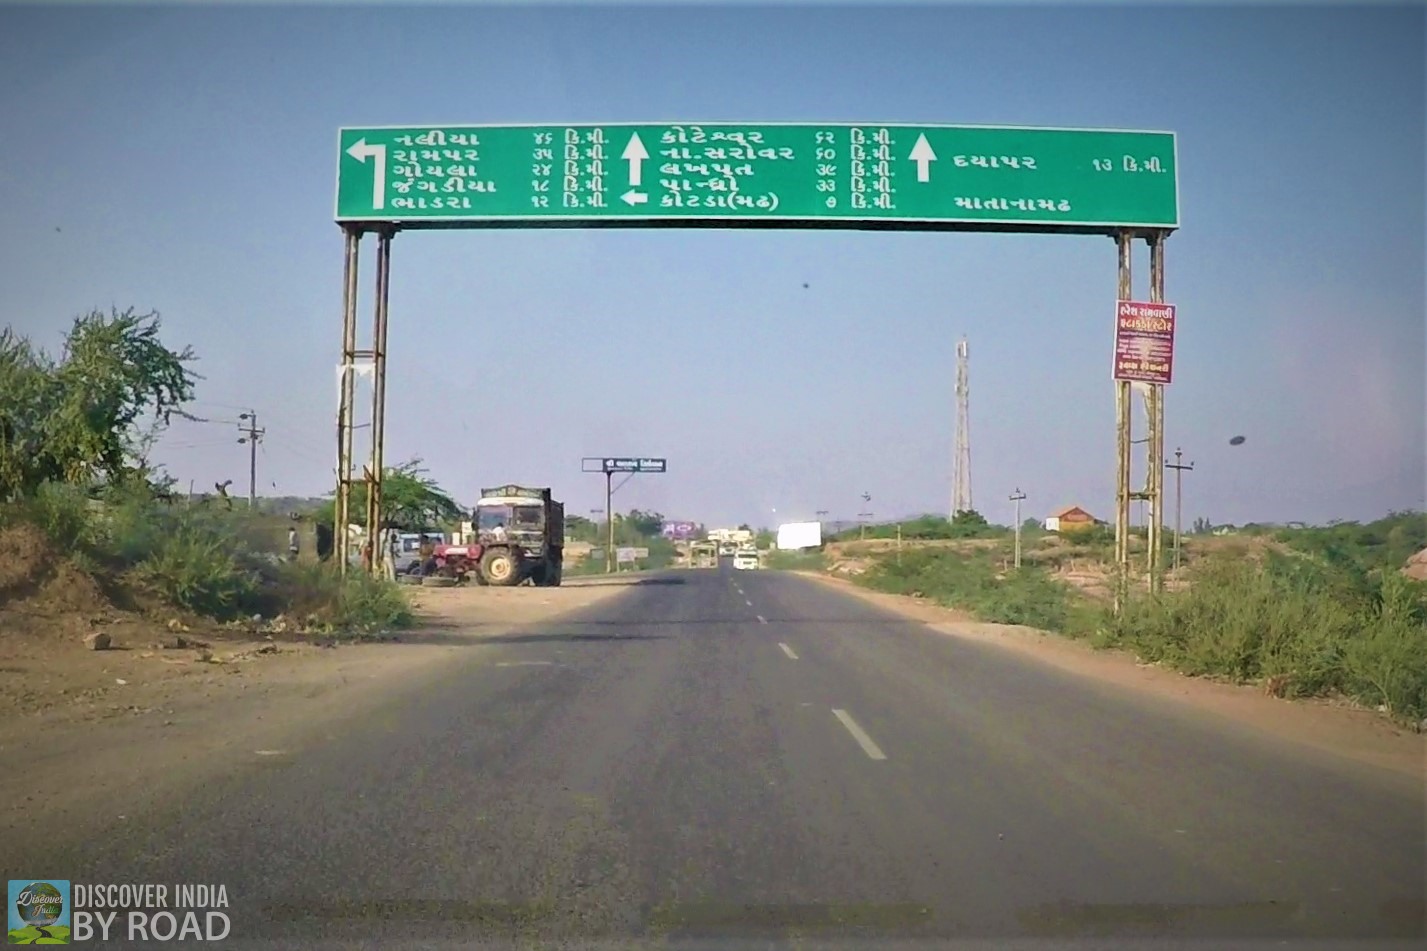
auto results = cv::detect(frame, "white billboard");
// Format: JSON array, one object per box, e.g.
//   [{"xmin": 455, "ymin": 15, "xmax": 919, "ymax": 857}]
[{"xmin": 776, "ymin": 522, "xmax": 822, "ymax": 551}]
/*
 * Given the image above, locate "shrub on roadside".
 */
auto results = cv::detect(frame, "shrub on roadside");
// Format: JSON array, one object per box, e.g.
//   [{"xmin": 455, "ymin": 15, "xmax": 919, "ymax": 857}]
[
  {"xmin": 2, "ymin": 486, "xmax": 412, "ymax": 632},
  {"xmin": 860, "ymin": 548, "xmax": 1074, "ymax": 631},
  {"xmin": 268, "ymin": 561, "xmax": 412, "ymax": 633},
  {"xmin": 1100, "ymin": 553, "xmax": 1427, "ymax": 721},
  {"xmin": 765, "ymin": 549, "xmax": 826, "ymax": 571},
  {"xmin": 0, "ymin": 481, "xmax": 98, "ymax": 551},
  {"xmin": 129, "ymin": 522, "xmax": 261, "ymax": 619}
]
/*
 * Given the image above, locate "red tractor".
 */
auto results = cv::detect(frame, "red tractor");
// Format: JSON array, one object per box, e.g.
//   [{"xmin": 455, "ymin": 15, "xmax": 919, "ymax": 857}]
[{"xmin": 432, "ymin": 484, "xmax": 564, "ymax": 587}]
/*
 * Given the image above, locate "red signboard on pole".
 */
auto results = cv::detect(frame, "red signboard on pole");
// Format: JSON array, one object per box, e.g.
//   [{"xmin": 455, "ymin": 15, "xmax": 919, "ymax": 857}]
[{"xmin": 1113, "ymin": 300, "xmax": 1176, "ymax": 384}]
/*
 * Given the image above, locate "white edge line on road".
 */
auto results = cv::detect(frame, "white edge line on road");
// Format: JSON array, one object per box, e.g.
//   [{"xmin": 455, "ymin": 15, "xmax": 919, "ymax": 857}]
[
  {"xmin": 832, "ymin": 708, "xmax": 888, "ymax": 760},
  {"xmin": 495, "ymin": 661, "xmax": 555, "ymax": 667},
  {"xmin": 778, "ymin": 642, "xmax": 799, "ymax": 660}
]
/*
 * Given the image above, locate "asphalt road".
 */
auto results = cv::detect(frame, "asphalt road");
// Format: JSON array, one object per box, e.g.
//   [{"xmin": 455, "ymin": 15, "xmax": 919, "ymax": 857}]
[{"xmin": 21, "ymin": 567, "xmax": 1425, "ymax": 949}]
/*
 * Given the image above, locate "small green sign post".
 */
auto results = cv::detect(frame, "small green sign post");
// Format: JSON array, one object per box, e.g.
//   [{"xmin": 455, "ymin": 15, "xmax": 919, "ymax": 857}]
[{"xmin": 336, "ymin": 123, "xmax": 1177, "ymax": 233}]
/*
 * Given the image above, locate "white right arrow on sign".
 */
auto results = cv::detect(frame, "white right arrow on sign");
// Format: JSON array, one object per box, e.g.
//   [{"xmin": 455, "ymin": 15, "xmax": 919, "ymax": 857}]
[
  {"xmin": 346, "ymin": 138, "xmax": 388, "ymax": 210},
  {"xmin": 909, "ymin": 133, "xmax": 937, "ymax": 183}
]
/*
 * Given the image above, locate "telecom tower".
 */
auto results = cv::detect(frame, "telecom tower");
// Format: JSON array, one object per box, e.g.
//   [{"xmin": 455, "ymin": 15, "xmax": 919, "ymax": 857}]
[{"xmin": 952, "ymin": 337, "xmax": 972, "ymax": 518}]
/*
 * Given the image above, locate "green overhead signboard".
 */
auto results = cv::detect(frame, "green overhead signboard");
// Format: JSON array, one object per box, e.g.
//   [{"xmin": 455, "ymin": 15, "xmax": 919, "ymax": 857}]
[{"xmin": 335, "ymin": 123, "xmax": 1178, "ymax": 233}]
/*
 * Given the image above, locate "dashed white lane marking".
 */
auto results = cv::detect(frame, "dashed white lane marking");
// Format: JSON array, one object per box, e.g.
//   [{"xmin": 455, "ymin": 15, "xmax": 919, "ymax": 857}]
[
  {"xmin": 745, "ymin": 599, "xmax": 754, "ymax": 607},
  {"xmin": 832, "ymin": 709, "xmax": 888, "ymax": 761},
  {"xmin": 495, "ymin": 661, "xmax": 555, "ymax": 667},
  {"xmin": 254, "ymin": 750, "xmax": 287, "ymax": 756},
  {"xmin": 756, "ymin": 615, "xmax": 767, "ymax": 624},
  {"xmin": 778, "ymin": 642, "xmax": 799, "ymax": 660}
]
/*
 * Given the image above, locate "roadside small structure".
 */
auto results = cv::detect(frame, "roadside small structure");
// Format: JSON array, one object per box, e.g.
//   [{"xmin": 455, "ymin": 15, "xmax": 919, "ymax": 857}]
[{"xmin": 1044, "ymin": 505, "xmax": 1098, "ymax": 534}]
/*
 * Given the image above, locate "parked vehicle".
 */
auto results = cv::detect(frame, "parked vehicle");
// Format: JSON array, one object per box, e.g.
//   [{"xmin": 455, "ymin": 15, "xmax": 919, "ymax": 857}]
[{"xmin": 433, "ymin": 484, "xmax": 564, "ymax": 586}]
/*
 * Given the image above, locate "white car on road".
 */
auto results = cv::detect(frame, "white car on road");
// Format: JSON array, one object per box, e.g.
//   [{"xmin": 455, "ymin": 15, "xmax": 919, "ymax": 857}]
[{"xmin": 733, "ymin": 550, "xmax": 760, "ymax": 570}]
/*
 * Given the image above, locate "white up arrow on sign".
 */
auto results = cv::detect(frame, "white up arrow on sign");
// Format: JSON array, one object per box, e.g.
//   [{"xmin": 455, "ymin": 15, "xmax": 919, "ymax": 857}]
[
  {"xmin": 909, "ymin": 133, "xmax": 937, "ymax": 183},
  {"xmin": 622, "ymin": 133, "xmax": 648, "ymax": 187},
  {"xmin": 346, "ymin": 138, "xmax": 388, "ymax": 210}
]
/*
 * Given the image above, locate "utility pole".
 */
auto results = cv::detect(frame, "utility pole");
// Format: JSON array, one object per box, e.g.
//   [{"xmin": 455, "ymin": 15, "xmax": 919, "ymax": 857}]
[
  {"xmin": 1166, "ymin": 448, "xmax": 1195, "ymax": 572},
  {"xmin": 237, "ymin": 411, "xmax": 264, "ymax": 509},
  {"xmin": 1009, "ymin": 487, "xmax": 1027, "ymax": 569},
  {"xmin": 952, "ymin": 337, "xmax": 972, "ymax": 518}
]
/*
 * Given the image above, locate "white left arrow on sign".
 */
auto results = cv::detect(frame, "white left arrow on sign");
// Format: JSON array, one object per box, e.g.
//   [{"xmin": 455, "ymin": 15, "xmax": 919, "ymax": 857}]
[
  {"xmin": 909, "ymin": 133, "xmax": 937, "ymax": 183},
  {"xmin": 622, "ymin": 133, "xmax": 649, "ymax": 187},
  {"xmin": 621, "ymin": 189, "xmax": 648, "ymax": 206},
  {"xmin": 347, "ymin": 138, "xmax": 388, "ymax": 210}
]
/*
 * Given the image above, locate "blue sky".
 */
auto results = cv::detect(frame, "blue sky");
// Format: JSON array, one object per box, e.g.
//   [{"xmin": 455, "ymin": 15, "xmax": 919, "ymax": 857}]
[{"xmin": 2, "ymin": 2, "xmax": 1422, "ymax": 529}]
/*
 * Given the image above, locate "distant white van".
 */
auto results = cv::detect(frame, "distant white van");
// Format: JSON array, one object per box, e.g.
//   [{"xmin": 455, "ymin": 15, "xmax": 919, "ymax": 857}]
[{"xmin": 733, "ymin": 550, "xmax": 760, "ymax": 571}]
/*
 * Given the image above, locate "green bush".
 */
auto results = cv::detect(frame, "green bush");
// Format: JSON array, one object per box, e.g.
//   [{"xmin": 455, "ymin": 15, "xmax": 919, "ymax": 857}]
[
  {"xmin": 274, "ymin": 562, "xmax": 412, "ymax": 632},
  {"xmin": 2, "ymin": 489, "xmax": 412, "ymax": 632},
  {"xmin": 860, "ymin": 548, "xmax": 1074, "ymax": 631},
  {"xmin": 0, "ymin": 481, "xmax": 98, "ymax": 550},
  {"xmin": 130, "ymin": 523, "xmax": 260, "ymax": 618},
  {"xmin": 832, "ymin": 513, "xmax": 1010, "ymax": 544},
  {"xmin": 1100, "ymin": 553, "xmax": 1427, "ymax": 721}
]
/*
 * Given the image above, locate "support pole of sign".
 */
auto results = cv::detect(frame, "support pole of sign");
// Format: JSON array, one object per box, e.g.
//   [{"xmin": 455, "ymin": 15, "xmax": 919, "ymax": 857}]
[
  {"xmin": 605, "ymin": 470, "xmax": 614, "ymax": 574},
  {"xmin": 365, "ymin": 226, "xmax": 394, "ymax": 576},
  {"xmin": 335, "ymin": 226, "xmax": 362, "ymax": 575},
  {"xmin": 1147, "ymin": 231, "xmax": 1167, "ymax": 594},
  {"xmin": 1114, "ymin": 230, "xmax": 1134, "ymax": 615}
]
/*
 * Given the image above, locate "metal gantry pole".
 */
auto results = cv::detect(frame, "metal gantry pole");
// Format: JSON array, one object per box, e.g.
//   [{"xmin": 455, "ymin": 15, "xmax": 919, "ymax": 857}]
[
  {"xmin": 1147, "ymin": 231, "xmax": 1167, "ymax": 594},
  {"xmin": 1114, "ymin": 231, "xmax": 1134, "ymax": 614},
  {"xmin": 366, "ymin": 227, "xmax": 394, "ymax": 577},
  {"xmin": 335, "ymin": 226, "xmax": 362, "ymax": 574}
]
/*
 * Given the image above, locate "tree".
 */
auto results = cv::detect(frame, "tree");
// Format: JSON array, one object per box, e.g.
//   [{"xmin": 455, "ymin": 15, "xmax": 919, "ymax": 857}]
[
  {"xmin": 623, "ymin": 509, "xmax": 664, "ymax": 538},
  {"xmin": 0, "ymin": 308, "xmax": 197, "ymax": 499},
  {"xmin": 315, "ymin": 458, "xmax": 463, "ymax": 530},
  {"xmin": 952, "ymin": 508, "xmax": 988, "ymax": 526}
]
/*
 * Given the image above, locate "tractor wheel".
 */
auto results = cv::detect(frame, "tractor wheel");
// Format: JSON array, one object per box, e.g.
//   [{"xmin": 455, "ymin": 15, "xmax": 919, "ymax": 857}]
[
  {"xmin": 547, "ymin": 558, "xmax": 563, "ymax": 587},
  {"xmin": 481, "ymin": 548, "xmax": 521, "ymax": 587}
]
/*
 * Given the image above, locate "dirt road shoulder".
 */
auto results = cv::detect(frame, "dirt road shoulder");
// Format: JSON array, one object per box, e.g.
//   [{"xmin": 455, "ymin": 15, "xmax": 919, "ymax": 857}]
[
  {"xmin": 801, "ymin": 571, "xmax": 1426, "ymax": 784},
  {"xmin": 1, "ymin": 579, "xmax": 633, "ymax": 856}
]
